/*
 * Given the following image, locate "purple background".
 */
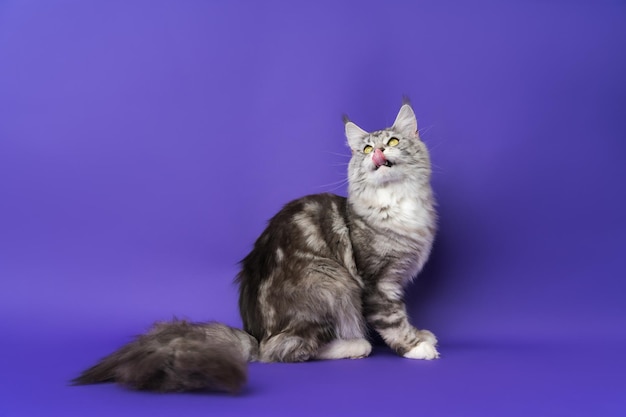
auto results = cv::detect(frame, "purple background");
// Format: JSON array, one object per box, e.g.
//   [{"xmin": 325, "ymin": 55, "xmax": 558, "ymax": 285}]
[{"xmin": 1, "ymin": 1, "xmax": 625, "ymax": 416}]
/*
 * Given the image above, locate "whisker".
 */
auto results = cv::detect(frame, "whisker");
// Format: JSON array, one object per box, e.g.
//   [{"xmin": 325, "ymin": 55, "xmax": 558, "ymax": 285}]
[
  {"xmin": 315, "ymin": 178, "xmax": 349, "ymax": 192},
  {"xmin": 322, "ymin": 151, "xmax": 352, "ymax": 158},
  {"xmin": 418, "ymin": 125, "xmax": 435, "ymax": 137},
  {"xmin": 430, "ymin": 164, "xmax": 445, "ymax": 175}
]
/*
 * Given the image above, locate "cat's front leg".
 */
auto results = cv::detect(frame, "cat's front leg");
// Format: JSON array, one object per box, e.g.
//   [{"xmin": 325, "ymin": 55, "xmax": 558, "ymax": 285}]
[
  {"xmin": 364, "ymin": 283, "xmax": 439, "ymax": 360},
  {"xmin": 402, "ymin": 329, "xmax": 439, "ymax": 360}
]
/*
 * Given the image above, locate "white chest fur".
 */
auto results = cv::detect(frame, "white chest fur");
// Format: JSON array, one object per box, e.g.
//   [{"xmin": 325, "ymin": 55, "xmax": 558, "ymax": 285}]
[
  {"xmin": 351, "ymin": 182, "xmax": 436, "ymax": 281},
  {"xmin": 354, "ymin": 182, "xmax": 435, "ymax": 235}
]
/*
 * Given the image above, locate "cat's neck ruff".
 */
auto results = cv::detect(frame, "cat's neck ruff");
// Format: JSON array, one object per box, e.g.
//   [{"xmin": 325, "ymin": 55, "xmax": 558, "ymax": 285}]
[{"xmin": 349, "ymin": 180, "xmax": 435, "ymax": 236}]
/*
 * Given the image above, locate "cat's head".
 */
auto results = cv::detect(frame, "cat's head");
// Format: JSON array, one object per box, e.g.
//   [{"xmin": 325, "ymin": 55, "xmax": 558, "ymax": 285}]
[{"xmin": 345, "ymin": 103, "xmax": 431, "ymax": 189}]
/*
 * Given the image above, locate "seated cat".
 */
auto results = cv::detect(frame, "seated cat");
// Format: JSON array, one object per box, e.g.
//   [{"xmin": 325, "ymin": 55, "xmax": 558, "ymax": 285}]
[{"xmin": 73, "ymin": 101, "xmax": 439, "ymax": 393}]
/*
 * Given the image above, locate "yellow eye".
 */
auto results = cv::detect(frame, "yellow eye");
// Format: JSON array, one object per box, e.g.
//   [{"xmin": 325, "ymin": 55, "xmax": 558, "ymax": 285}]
[
  {"xmin": 363, "ymin": 145, "xmax": 374, "ymax": 154},
  {"xmin": 388, "ymin": 137, "xmax": 400, "ymax": 147}
]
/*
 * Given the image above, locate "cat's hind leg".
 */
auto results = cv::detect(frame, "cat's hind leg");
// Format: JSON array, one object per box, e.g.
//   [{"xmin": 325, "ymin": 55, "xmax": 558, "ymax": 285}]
[
  {"xmin": 315, "ymin": 339, "xmax": 372, "ymax": 360},
  {"xmin": 258, "ymin": 321, "xmax": 333, "ymax": 363},
  {"xmin": 258, "ymin": 263, "xmax": 368, "ymax": 363}
]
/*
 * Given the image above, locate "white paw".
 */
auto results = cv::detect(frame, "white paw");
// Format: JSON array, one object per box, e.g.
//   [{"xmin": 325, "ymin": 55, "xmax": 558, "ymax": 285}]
[
  {"xmin": 316, "ymin": 339, "xmax": 372, "ymax": 360},
  {"xmin": 403, "ymin": 341, "xmax": 440, "ymax": 360}
]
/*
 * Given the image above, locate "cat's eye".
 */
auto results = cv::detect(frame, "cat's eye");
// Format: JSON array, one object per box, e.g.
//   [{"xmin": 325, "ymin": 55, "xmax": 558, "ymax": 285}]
[
  {"xmin": 363, "ymin": 145, "xmax": 374, "ymax": 154},
  {"xmin": 387, "ymin": 137, "xmax": 400, "ymax": 147}
]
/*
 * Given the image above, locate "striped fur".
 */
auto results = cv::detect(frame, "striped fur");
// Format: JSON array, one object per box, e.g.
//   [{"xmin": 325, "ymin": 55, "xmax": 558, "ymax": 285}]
[{"xmin": 73, "ymin": 102, "xmax": 439, "ymax": 393}]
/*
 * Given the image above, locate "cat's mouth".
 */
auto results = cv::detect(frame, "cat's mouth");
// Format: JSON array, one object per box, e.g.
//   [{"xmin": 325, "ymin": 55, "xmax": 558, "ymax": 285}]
[
  {"xmin": 372, "ymin": 148, "xmax": 394, "ymax": 170},
  {"xmin": 375, "ymin": 160, "xmax": 394, "ymax": 170}
]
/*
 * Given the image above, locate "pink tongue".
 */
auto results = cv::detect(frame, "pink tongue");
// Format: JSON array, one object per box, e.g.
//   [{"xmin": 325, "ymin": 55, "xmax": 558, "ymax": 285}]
[{"xmin": 372, "ymin": 148, "xmax": 387, "ymax": 167}]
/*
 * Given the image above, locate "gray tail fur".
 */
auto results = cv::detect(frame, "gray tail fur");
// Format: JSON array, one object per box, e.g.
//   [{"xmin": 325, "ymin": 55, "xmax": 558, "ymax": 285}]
[{"xmin": 72, "ymin": 320, "xmax": 259, "ymax": 393}]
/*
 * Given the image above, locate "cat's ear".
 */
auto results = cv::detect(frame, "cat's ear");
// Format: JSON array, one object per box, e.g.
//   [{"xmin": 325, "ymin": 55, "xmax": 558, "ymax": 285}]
[
  {"xmin": 344, "ymin": 118, "xmax": 369, "ymax": 150},
  {"xmin": 392, "ymin": 104, "xmax": 418, "ymax": 138}
]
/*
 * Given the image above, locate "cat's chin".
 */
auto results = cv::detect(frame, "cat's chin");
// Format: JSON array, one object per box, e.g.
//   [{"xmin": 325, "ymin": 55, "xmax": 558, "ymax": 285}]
[{"xmin": 368, "ymin": 165, "xmax": 405, "ymax": 185}]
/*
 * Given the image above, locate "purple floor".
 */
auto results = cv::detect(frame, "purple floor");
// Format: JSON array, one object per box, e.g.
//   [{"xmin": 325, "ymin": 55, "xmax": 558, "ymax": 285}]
[{"xmin": 1, "ymin": 1, "xmax": 625, "ymax": 416}]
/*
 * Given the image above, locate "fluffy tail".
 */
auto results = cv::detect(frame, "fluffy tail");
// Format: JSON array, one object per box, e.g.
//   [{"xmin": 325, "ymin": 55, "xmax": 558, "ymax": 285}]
[{"xmin": 72, "ymin": 320, "xmax": 259, "ymax": 393}]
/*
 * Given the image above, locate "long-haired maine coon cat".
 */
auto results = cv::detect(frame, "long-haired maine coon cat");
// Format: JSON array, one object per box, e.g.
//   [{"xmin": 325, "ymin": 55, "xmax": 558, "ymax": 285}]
[{"xmin": 73, "ymin": 101, "xmax": 440, "ymax": 393}]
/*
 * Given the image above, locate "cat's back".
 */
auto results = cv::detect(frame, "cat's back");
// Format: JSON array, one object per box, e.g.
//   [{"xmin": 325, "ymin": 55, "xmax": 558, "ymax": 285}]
[
  {"xmin": 238, "ymin": 192, "xmax": 351, "ymax": 281},
  {"xmin": 268, "ymin": 192, "xmax": 348, "ymax": 230},
  {"xmin": 237, "ymin": 193, "xmax": 357, "ymax": 337}
]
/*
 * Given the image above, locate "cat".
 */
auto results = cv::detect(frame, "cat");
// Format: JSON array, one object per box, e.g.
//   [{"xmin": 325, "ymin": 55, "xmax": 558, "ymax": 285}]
[{"xmin": 72, "ymin": 101, "xmax": 439, "ymax": 394}]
